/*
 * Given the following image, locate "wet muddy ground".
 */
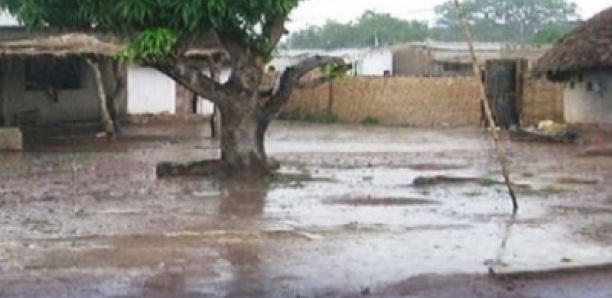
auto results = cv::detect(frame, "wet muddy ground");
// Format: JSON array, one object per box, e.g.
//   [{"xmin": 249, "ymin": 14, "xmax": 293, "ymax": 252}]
[{"xmin": 1, "ymin": 122, "xmax": 612, "ymax": 297}]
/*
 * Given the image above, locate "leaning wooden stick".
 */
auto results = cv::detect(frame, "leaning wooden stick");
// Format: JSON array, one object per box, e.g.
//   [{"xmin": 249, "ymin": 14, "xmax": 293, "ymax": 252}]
[{"xmin": 452, "ymin": 0, "xmax": 519, "ymax": 213}]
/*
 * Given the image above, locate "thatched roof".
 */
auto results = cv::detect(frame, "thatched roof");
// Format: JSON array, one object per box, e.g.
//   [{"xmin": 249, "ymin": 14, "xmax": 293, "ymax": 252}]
[
  {"xmin": 534, "ymin": 6, "xmax": 612, "ymax": 81},
  {"xmin": 0, "ymin": 34, "xmax": 123, "ymax": 57},
  {"xmin": 0, "ymin": 32, "xmax": 226, "ymax": 59}
]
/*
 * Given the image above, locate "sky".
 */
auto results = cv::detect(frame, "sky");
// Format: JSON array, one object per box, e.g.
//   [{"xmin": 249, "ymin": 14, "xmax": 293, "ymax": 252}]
[
  {"xmin": 287, "ymin": 0, "xmax": 611, "ymax": 31},
  {"xmin": 0, "ymin": 1, "xmax": 608, "ymax": 29}
]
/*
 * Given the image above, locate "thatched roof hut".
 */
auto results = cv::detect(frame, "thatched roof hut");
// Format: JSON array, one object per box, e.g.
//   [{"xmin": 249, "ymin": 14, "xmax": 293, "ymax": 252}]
[
  {"xmin": 0, "ymin": 33, "xmax": 122, "ymax": 57},
  {"xmin": 0, "ymin": 32, "xmax": 226, "ymax": 59},
  {"xmin": 534, "ymin": 6, "xmax": 612, "ymax": 81}
]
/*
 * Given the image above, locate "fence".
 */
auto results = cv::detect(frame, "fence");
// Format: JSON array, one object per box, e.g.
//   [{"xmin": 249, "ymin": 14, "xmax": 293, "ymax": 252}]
[{"xmin": 284, "ymin": 75, "xmax": 564, "ymax": 127}]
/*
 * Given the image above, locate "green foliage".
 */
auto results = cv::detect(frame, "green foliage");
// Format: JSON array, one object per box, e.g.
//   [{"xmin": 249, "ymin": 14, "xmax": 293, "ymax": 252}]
[
  {"xmin": 320, "ymin": 62, "xmax": 350, "ymax": 80},
  {"xmin": 361, "ymin": 116, "xmax": 380, "ymax": 126},
  {"xmin": 288, "ymin": 10, "xmax": 430, "ymax": 49},
  {"xmin": 434, "ymin": 0, "xmax": 580, "ymax": 42},
  {"xmin": 286, "ymin": 0, "xmax": 581, "ymax": 48},
  {"xmin": 119, "ymin": 28, "xmax": 178, "ymax": 64},
  {"xmin": 0, "ymin": 0, "xmax": 301, "ymax": 62},
  {"xmin": 533, "ymin": 24, "xmax": 572, "ymax": 44}
]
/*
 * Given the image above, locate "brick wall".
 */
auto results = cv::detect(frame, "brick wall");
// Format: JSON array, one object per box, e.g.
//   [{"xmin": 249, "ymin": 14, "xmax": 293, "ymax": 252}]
[
  {"xmin": 522, "ymin": 79, "xmax": 564, "ymax": 125},
  {"xmin": 284, "ymin": 75, "xmax": 564, "ymax": 127},
  {"xmin": 287, "ymin": 76, "xmax": 481, "ymax": 126}
]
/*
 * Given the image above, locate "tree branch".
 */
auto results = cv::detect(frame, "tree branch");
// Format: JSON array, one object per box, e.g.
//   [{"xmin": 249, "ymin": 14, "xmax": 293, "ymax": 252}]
[
  {"xmin": 154, "ymin": 59, "xmax": 232, "ymax": 105},
  {"xmin": 263, "ymin": 14, "xmax": 289, "ymax": 46},
  {"xmin": 262, "ymin": 55, "xmax": 347, "ymax": 117}
]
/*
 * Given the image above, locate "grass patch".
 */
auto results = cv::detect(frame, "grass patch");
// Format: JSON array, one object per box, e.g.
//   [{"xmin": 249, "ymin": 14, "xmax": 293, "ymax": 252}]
[
  {"xmin": 279, "ymin": 110, "xmax": 340, "ymax": 123},
  {"xmin": 361, "ymin": 116, "xmax": 380, "ymax": 126}
]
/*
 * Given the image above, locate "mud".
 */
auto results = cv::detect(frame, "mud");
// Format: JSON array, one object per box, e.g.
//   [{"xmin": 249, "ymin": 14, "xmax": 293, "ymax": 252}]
[{"xmin": 1, "ymin": 122, "xmax": 612, "ymax": 297}]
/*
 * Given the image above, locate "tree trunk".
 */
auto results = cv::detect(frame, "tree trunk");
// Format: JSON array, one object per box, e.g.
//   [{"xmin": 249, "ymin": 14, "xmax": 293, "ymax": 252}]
[
  {"xmin": 211, "ymin": 105, "xmax": 222, "ymax": 139},
  {"xmin": 219, "ymin": 102, "xmax": 270, "ymax": 174}
]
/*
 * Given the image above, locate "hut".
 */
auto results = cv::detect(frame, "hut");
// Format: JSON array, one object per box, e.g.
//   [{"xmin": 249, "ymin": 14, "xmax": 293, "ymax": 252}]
[
  {"xmin": 0, "ymin": 28, "xmax": 228, "ymax": 137},
  {"xmin": 534, "ymin": 6, "xmax": 612, "ymax": 125},
  {"xmin": 0, "ymin": 33, "xmax": 125, "ymax": 134}
]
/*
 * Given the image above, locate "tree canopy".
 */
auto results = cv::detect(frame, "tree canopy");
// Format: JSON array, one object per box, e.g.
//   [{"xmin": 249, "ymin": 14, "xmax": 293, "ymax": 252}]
[
  {"xmin": 286, "ymin": 0, "xmax": 580, "ymax": 48},
  {"xmin": 0, "ymin": 0, "xmax": 301, "ymax": 62},
  {"xmin": 287, "ymin": 11, "xmax": 429, "ymax": 49},
  {"xmin": 435, "ymin": 0, "xmax": 579, "ymax": 42}
]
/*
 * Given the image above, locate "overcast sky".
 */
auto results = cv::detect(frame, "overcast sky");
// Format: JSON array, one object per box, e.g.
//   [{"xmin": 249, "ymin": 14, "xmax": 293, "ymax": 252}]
[
  {"xmin": 1, "ymin": 1, "xmax": 608, "ymax": 30},
  {"xmin": 287, "ymin": 0, "xmax": 611, "ymax": 31}
]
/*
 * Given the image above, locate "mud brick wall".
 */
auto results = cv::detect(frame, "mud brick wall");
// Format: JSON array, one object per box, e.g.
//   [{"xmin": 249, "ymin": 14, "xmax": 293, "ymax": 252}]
[
  {"xmin": 522, "ymin": 80, "xmax": 564, "ymax": 126},
  {"xmin": 286, "ymin": 76, "xmax": 483, "ymax": 126},
  {"xmin": 285, "ymin": 75, "xmax": 565, "ymax": 127}
]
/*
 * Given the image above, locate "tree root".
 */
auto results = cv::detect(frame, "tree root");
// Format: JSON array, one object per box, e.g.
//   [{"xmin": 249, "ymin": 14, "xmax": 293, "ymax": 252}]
[{"xmin": 156, "ymin": 158, "xmax": 281, "ymax": 179}]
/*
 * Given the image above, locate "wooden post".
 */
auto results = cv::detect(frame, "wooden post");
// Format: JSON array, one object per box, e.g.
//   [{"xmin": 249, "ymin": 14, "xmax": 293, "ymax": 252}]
[
  {"xmin": 327, "ymin": 80, "xmax": 334, "ymax": 116},
  {"xmin": 86, "ymin": 58, "xmax": 115, "ymax": 138},
  {"xmin": 453, "ymin": 0, "xmax": 519, "ymax": 213}
]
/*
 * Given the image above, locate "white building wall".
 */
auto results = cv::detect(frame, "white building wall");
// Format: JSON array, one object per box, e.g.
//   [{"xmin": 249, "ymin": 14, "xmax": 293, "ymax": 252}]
[
  {"xmin": 354, "ymin": 50, "xmax": 394, "ymax": 76},
  {"xmin": 127, "ymin": 67, "xmax": 176, "ymax": 114},
  {"xmin": 564, "ymin": 71, "xmax": 612, "ymax": 124}
]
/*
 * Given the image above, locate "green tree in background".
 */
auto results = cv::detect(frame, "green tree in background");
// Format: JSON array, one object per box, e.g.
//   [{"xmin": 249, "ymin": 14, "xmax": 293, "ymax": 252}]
[
  {"xmin": 286, "ymin": 0, "xmax": 581, "ymax": 48},
  {"xmin": 288, "ymin": 10, "xmax": 430, "ymax": 49},
  {"xmin": 533, "ymin": 23, "xmax": 575, "ymax": 44},
  {"xmin": 434, "ymin": 0, "xmax": 580, "ymax": 42},
  {"xmin": 0, "ymin": 0, "xmax": 346, "ymax": 175}
]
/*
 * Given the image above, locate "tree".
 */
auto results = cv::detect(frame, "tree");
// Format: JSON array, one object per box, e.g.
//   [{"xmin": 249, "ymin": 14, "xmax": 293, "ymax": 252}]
[
  {"xmin": 434, "ymin": 0, "xmax": 580, "ymax": 42},
  {"xmin": 533, "ymin": 23, "xmax": 574, "ymax": 44},
  {"xmin": 0, "ymin": 0, "xmax": 347, "ymax": 175},
  {"xmin": 287, "ymin": 10, "xmax": 430, "ymax": 49}
]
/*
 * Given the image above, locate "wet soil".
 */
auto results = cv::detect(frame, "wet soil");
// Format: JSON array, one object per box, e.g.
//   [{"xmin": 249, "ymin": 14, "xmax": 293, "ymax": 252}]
[{"xmin": 1, "ymin": 122, "xmax": 612, "ymax": 297}]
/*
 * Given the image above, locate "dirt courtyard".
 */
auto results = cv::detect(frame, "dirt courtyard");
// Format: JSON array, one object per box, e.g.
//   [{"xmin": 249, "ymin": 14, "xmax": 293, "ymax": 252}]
[{"xmin": 1, "ymin": 122, "xmax": 612, "ymax": 298}]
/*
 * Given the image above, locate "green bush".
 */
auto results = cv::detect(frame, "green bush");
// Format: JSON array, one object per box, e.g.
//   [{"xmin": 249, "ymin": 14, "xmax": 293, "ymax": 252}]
[
  {"xmin": 361, "ymin": 116, "xmax": 380, "ymax": 126},
  {"xmin": 278, "ymin": 110, "xmax": 340, "ymax": 123}
]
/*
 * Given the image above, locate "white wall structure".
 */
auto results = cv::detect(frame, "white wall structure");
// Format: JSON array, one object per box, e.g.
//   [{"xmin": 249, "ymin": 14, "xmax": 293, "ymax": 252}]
[
  {"xmin": 354, "ymin": 49, "xmax": 393, "ymax": 76},
  {"xmin": 128, "ymin": 67, "xmax": 176, "ymax": 114},
  {"xmin": 564, "ymin": 71, "xmax": 612, "ymax": 124},
  {"xmin": 270, "ymin": 48, "xmax": 393, "ymax": 76}
]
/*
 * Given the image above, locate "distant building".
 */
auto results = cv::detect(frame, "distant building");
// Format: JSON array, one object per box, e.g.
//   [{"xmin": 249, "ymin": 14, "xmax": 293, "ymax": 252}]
[
  {"xmin": 391, "ymin": 40, "xmax": 551, "ymax": 76},
  {"xmin": 269, "ymin": 47, "xmax": 393, "ymax": 76}
]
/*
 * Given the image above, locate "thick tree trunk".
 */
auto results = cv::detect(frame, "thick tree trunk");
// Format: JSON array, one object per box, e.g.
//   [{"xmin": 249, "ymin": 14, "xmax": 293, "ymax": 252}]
[
  {"xmin": 219, "ymin": 102, "xmax": 270, "ymax": 174},
  {"xmin": 155, "ymin": 55, "xmax": 346, "ymax": 178}
]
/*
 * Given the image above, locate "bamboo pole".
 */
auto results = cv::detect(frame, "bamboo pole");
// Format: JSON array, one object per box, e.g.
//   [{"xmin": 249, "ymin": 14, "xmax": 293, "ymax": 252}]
[
  {"xmin": 452, "ymin": 0, "xmax": 519, "ymax": 213},
  {"xmin": 86, "ymin": 58, "xmax": 115, "ymax": 138}
]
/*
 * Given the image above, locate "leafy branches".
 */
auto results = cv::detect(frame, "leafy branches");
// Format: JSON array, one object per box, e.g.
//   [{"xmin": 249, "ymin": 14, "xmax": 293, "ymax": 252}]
[
  {"xmin": 0, "ymin": 0, "xmax": 301, "ymax": 61},
  {"xmin": 119, "ymin": 28, "xmax": 178, "ymax": 64}
]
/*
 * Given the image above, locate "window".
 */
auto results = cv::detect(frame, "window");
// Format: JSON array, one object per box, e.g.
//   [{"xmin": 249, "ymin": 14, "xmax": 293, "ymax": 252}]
[
  {"xmin": 25, "ymin": 57, "xmax": 83, "ymax": 91},
  {"xmin": 442, "ymin": 63, "xmax": 470, "ymax": 73}
]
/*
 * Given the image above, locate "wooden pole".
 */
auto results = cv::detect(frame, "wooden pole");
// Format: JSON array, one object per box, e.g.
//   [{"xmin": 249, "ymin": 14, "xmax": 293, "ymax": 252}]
[
  {"xmin": 86, "ymin": 58, "xmax": 115, "ymax": 138},
  {"xmin": 452, "ymin": 0, "xmax": 519, "ymax": 213}
]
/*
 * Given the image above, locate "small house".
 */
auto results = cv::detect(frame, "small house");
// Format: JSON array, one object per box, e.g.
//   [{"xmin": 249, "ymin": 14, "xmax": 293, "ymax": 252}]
[
  {"xmin": 0, "ymin": 32, "xmax": 125, "ymax": 127},
  {"xmin": 392, "ymin": 40, "xmax": 550, "ymax": 76},
  {"xmin": 534, "ymin": 6, "xmax": 612, "ymax": 125},
  {"xmin": 269, "ymin": 47, "xmax": 393, "ymax": 76},
  {"xmin": 0, "ymin": 27, "xmax": 226, "ymax": 133}
]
